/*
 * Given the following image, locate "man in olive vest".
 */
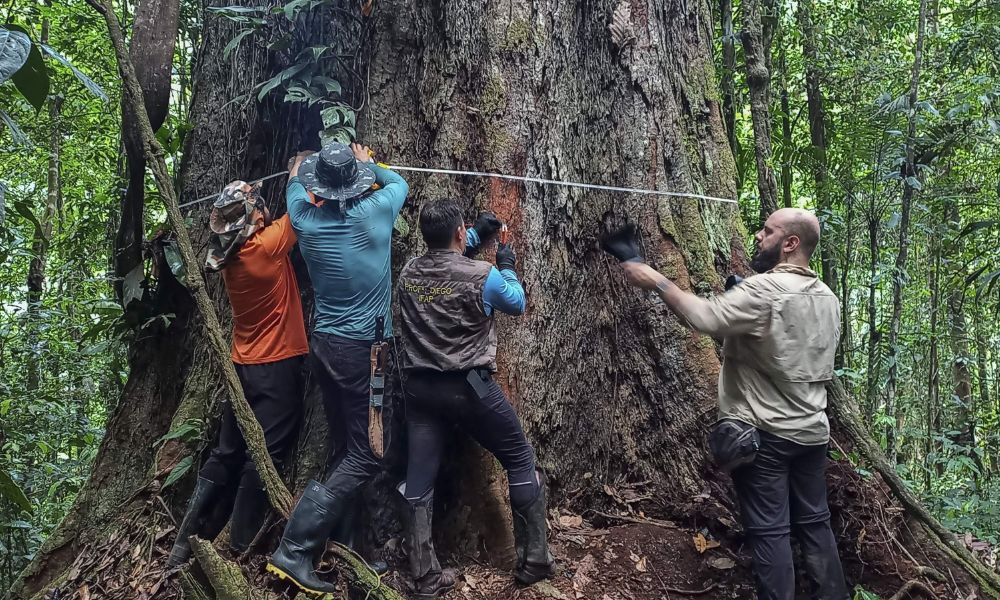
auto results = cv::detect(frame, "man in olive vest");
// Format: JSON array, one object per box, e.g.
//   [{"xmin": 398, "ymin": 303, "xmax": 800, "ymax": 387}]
[{"xmin": 396, "ymin": 199, "xmax": 555, "ymax": 598}]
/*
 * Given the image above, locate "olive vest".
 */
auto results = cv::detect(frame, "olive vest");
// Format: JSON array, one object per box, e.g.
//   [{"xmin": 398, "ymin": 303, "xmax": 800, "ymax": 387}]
[{"xmin": 398, "ymin": 249, "xmax": 497, "ymax": 372}]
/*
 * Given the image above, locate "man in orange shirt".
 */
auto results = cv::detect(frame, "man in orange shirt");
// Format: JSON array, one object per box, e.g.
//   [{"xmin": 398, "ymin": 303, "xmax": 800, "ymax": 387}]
[{"xmin": 167, "ymin": 180, "xmax": 309, "ymax": 566}]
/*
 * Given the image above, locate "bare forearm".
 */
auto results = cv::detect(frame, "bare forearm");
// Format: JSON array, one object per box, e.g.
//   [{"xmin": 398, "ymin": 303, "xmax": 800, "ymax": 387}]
[{"xmin": 654, "ymin": 278, "xmax": 707, "ymax": 326}]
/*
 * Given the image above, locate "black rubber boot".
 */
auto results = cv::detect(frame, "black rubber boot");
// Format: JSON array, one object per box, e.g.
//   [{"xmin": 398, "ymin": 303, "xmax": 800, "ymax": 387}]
[
  {"xmin": 512, "ymin": 469, "xmax": 556, "ymax": 585},
  {"xmin": 330, "ymin": 494, "xmax": 389, "ymax": 575},
  {"xmin": 266, "ymin": 480, "xmax": 348, "ymax": 595},
  {"xmin": 167, "ymin": 476, "xmax": 228, "ymax": 567},
  {"xmin": 229, "ymin": 483, "xmax": 269, "ymax": 554},
  {"xmin": 407, "ymin": 491, "xmax": 457, "ymax": 599}
]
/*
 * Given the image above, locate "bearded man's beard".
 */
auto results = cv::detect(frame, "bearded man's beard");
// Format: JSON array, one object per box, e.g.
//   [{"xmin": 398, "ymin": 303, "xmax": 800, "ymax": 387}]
[{"xmin": 750, "ymin": 241, "xmax": 782, "ymax": 273}]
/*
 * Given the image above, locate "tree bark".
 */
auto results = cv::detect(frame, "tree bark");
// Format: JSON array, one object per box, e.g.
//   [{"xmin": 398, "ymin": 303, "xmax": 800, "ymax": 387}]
[
  {"xmin": 720, "ymin": 0, "xmax": 738, "ymax": 163},
  {"xmin": 719, "ymin": 0, "xmax": 740, "ymax": 166},
  {"xmin": 884, "ymin": 0, "xmax": 928, "ymax": 463},
  {"xmin": 741, "ymin": 0, "xmax": 779, "ymax": 224}
]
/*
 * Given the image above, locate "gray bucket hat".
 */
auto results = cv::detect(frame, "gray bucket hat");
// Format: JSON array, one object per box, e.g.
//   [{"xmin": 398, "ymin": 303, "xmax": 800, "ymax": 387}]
[{"xmin": 297, "ymin": 142, "xmax": 376, "ymax": 204}]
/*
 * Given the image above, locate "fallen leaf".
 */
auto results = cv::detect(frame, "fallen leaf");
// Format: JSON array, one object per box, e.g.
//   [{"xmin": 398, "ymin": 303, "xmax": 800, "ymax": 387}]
[
  {"xmin": 78, "ymin": 584, "xmax": 90, "ymax": 600},
  {"xmin": 635, "ymin": 556, "xmax": 648, "ymax": 572},
  {"xmin": 692, "ymin": 533, "xmax": 720, "ymax": 553},
  {"xmin": 559, "ymin": 514, "xmax": 583, "ymax": 528},
  {"xmin": 464, "ymin": 573, "xmax": 477, "ymax": 589},
  {"xmin": 709, "ymin": 557, "xmax": 736, "ymax": 570},
  {"xmin": 534, "ymin": 581, "xmax": 568, "ymax": 599},
  {"xmin": 360, "ymin": 0, "xmax": 373, "ymax": 17}
]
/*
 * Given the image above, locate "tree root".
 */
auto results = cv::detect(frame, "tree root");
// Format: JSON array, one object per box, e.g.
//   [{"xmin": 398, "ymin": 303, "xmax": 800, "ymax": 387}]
[
  {"xmin": 828, "ymin": 379, "xmax": 1000, "ymax": 599},
  {"xmin": 189, "ymin": 538, "xmax": 273, "ymax": 600},
  {"xmin": 889, "ymin": 579, "xmax": 939, "ymax": 600},
  {"xmin": 187, "ymin": 537, "xmax": 404, "ymax": 600},
  {"xmin": 328, "ymin": 542, "xmax": 406, "ymax": 600}
]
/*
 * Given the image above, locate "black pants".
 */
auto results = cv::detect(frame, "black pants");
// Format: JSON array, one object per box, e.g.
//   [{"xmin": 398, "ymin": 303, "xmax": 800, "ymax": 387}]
[
  {"xmin": 732, "ymin": 431, "xmax": 849, "ymax": 600},
  {"xmin": 199, "ymin": 355, "xmax": 304, "ymax": 490},
  {"xmin": 403, "ymin": 370, "xmax": 538, "ymax": 509},
  {"xmin": 312, "ymin": 332, "xmax": 382, "ymax": 494}
]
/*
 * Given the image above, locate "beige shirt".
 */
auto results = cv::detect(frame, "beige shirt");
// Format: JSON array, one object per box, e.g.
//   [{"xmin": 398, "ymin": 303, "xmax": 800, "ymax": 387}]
[{"xmin": 674, "ymin": 264, "xmax": 840, "ymax": 445}]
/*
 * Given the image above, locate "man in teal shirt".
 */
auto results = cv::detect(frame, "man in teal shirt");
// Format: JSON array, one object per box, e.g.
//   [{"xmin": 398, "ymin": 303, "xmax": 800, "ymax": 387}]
[{"xmin": 267, "ymin": 142, "xmax": 407, "ymax": 594}]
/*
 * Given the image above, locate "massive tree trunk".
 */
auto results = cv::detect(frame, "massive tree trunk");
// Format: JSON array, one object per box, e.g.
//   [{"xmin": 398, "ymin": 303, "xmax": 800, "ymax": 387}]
[{"xmin": 11, "ymin": 0, "xmax": 998, "ymax": 599}]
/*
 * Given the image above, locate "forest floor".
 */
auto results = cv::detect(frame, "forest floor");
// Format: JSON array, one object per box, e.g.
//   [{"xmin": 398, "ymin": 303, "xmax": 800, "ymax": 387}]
[{"xmin": 44, "ymin": 456, "xmax": 991, "ymax": 599}]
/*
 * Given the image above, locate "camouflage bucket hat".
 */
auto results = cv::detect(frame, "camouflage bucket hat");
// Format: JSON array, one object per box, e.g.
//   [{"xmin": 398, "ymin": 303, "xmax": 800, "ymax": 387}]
[
  {"xmin": 297, "ymin": 142, "xmax": 376, "ymax": 205},
  {"xmin": 205, "ymin": 181, "xmax": 263, "ymax": 272}
]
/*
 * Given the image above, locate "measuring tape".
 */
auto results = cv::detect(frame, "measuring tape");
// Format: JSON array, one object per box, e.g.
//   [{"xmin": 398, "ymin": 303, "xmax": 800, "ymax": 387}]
[{"xmin": 177, "ymin": 164, "xmax": 737, "ymax": 209}]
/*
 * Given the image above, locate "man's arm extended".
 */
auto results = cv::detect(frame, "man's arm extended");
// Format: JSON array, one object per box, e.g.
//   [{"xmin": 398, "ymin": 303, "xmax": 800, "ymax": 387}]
[
  {"xmin": 285, "ymin": 151, "xmax": 316, "ymax": 231},
  {"xmin": 620, "ymin": 261, "xmax": 767, "ymax": 337}
]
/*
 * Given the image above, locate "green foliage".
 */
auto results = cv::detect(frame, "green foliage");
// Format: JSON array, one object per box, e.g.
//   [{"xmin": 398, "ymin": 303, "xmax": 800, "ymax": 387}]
[
  {"xmin": 722, "ymin": 0, "xmax": 1000, "ymax": 541},
  {"xmin": 0, "ymin": 0, "xmax": 123, "ymax": 589},
  {"xmin": 211, "ymin": 0, "xmax": 358, "ymax": 144}
]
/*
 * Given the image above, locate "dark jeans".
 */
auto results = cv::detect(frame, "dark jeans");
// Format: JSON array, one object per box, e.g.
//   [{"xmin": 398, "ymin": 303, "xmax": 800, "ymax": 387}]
[
  {"xmin": 403, "ymin": 370, "xmax": 538, "ymax": 509},
  {"xmin": 199, "ymin": 355, "xmax": 305, "ymax": 490},
  {"xmin": 312, "ymin": 332, "xmax": 382, "ymax": 494},
  {"xmin": 732, "ymin": 431, "xmax": 849, "ymax": 600}
]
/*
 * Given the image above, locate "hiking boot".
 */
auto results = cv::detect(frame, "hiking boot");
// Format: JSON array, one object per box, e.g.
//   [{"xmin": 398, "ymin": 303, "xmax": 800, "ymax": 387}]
[
  {"xmin": 167, "ymin": 476, "xmax": 227, "ymax": 567},
  {"xmin": 407, "ymin": 490, "xmax": 457, "ymax": 599},
  {"xmin": 330, "ymin": 492, "xmax": 389, "ymax": 576},
  {"xmin": 229, "ymin": 482, "xmax": 269, "ymax": 554},
  {"xmin": 512, "ymin": 469, "xmax": 556, "ymax": 585},
  {"xmin": 266, "ymin": 480, "xmax": 348, "ymax": 595}
]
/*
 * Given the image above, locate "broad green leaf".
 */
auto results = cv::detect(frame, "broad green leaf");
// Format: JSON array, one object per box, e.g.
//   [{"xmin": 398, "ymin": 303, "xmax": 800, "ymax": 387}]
[
  {"xmin": 0, "ymin": 469, "xmax": 32, "ymax": 514},
  {"xmin": 0, "ymin": 26, "xmax": 31, "ymax": 85},
  {"xmin": 154, "ymin": 419, "xmax": 203, "ymax": 446},
  {"xmin": 223, "ymin": 29, "xmax": 256, "ymax": 61},
  {"xmin": 163, "ymin": 456, "xmax": 194, "ymax": 488},
  {"xmin": 39, "ymin": 44, "xmax": 107, "ymax": 101},
  {"xmin": 256, "ymin": 62, "xmax": 308, "ymax": 102},
  {"xmin": 13, "ymin": 199, "xmax": 41, "ymax": 232},
  {"xmin": 6, "ymin": 25, "xmax": 48, "ymax": 113}
]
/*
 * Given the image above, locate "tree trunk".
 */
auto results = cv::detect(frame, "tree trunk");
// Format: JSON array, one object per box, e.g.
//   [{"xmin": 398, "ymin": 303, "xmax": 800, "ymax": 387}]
[
  {"xmin": 839, "ymin": 188, "xmax": 854, "ymax": 372},
  {"xmin": 113, "ymin": 0, "xmax": 180, "ymax": 303},
  {"xmin": 741, "ymin": 0, "xmax": 779, "ymax": 224},
  {"xmin": 778, "ymin": 40, "xmax": 792, "ymax": 210},
  {"xmin": 11, "ymin": 0, "xmax": 998, "ymax": 599},
  {"xmin": 884, "ymin": 0, "xmax": 929, "ymax": 463},
  {"xmin": 926, "ymin": 230, "xmax": 941, "ymax": 487},
  {"xmin": 719, "ymin": 0, "xmax": 738, "ymax": 164},
  {"xmin": 946, "ymin": 204, "xmax": 976, "ymax": 459},
  {"xmin": 26, "ymin": 20, "xmax": 62, "ymax": 392},
  {"xmin": 797, "ymin": 0, "xmax": 835, "ymax": 294},
  {"xmin": 865, "ymin": 207, "xmax": 882, "ymax": 422}
]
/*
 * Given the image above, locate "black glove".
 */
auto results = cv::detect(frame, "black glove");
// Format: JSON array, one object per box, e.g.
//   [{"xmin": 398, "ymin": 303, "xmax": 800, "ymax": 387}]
[
  {"xmin": 471, "ymin": 211, "xmax": 503, "ymax": 244},
  {"xmin": 600, "ymin": 224, "xmax": 643, "ymax": 263},
  {"xmin": 724, "ymin": 274, "xmax": 744, "ymax": 291},
  {"xmin": 496, "ymin": 243, "xmax": 516, "ymax": 272}
]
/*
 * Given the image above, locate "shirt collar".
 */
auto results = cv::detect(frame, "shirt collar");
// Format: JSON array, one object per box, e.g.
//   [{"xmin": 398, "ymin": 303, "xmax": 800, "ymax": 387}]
[{"xmin": 769, "ymin": 263, "xmax": 818, "ymax": 278}]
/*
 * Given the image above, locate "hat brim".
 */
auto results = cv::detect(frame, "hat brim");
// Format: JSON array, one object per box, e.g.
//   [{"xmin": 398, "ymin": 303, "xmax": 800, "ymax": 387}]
[{"xmin": 297, "ymin": 155, "xmax": 378, "ymax": 201}]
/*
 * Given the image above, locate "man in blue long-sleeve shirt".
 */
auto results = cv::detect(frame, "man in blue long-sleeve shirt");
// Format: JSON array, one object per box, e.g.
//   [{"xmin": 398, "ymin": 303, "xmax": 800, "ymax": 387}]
[
  {"xmin": 267, "ymin": 142, "xmax": 407, "ymax": 594},
  {"xmin": 395, "ymin": 199, "xmax": 555, "ymax": 598}
]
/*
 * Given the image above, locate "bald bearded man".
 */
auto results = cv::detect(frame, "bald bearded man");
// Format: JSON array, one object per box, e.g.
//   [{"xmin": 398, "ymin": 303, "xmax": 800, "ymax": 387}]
[{"xmin": 619, "ymin": 208, "xmax": 848, "ymax": 600}]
